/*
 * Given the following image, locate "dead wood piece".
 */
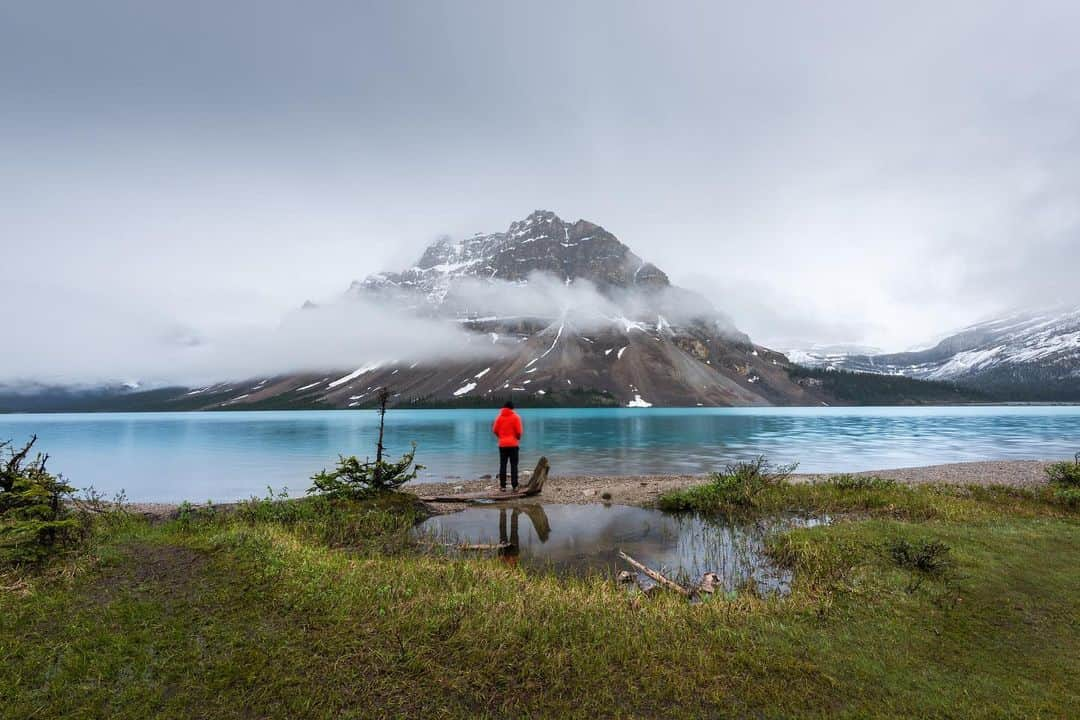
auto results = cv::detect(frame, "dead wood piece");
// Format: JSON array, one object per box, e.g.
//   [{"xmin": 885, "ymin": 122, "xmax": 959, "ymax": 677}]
[
  {"xmin": 522, "ymin": 457, "xmax": 550, "ymax": 493},
  {"xmin": 1, "ymin": 579, "xmax": 30, "ymax": 594},
  {"xmin": 455, "ymin": 542, "xmax": 512, "ymax": 551},
  {"xmin": 425, "ymin": 457, "xmax": 550, "ymax": 503},
  {"xmin": 697, "ymin": 572, "xmax": 721, "ymax": 594},
  {"xmin": 617, "ymin": 551, "xmax": 692, "ymax": 597},
  {"xmin": 414, "ymin": 540, "xmax": 512, "ymax": 551},
  {"xmin": 425, "ymin": 489, "xmax": 530, "ymax": 502}
]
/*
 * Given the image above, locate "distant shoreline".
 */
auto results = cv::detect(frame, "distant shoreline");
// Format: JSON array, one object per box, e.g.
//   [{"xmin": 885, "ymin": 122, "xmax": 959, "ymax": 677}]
[{"xmin": 6, "ymin": 401, "xmax": 1080, "ymax": 415}]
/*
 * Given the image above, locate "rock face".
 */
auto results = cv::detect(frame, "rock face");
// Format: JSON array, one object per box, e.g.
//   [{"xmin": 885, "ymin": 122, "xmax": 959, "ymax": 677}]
[
  {"xmin": 791, "ymin": 306, "xmax": 1080, "ymax": 400},
  {"xmin": 129, "ymin": 210, "xmax": 834, "ymax": 409}
]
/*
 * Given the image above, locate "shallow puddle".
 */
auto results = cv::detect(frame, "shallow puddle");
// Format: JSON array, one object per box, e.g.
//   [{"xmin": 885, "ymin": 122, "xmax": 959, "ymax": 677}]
[{"xmin": 413, "ymin": 503, "xmax": 827, "ymax": 595}]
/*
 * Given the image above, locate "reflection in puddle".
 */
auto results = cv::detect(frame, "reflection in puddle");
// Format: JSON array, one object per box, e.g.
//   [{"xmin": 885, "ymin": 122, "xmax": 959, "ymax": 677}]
[{"xmin": 413, "ymin": 504, "xmax": 827, "ymax": 595}]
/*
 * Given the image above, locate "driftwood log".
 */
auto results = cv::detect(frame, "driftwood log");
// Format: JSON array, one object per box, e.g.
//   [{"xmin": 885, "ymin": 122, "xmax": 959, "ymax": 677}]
[
  {"xmin": 425, "ymin": 457, "xmax": 550, "ymax": 502},
  {"xmin": 452, "ymin": 542, "xmax": 513, "ymax": 551},
  {"xmin": 617, "ymin": 551, "xmax": 692, "ymax": 597},
  {"xmin": 414, "ymin": 540, "xmax": 514, "ymax": 551}
]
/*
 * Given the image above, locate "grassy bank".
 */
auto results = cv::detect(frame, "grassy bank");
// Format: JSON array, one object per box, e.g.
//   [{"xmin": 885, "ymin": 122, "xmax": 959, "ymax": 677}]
[{"xmin": 3, "ymin": 482, "xmax": 1079, "ymax": 718}]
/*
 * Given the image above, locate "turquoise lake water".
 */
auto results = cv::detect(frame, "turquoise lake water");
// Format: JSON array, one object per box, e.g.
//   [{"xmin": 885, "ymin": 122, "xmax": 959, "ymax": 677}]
[{"xmin": 1, "ymin": 406, "xmax": 1078, "ymax": 502}]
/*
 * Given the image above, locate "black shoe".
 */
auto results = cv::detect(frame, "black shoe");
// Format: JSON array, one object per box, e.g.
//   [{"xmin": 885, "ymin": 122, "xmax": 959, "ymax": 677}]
[{"xmin": 511, "ymin": 484, "xmax": 519, "ymax": 491}]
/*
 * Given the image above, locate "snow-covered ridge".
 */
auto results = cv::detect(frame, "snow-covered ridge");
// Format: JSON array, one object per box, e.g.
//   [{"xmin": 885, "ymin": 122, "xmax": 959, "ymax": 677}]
[{"xmin": 788, "ymin": 306, "xmax": 1080, "ymax": 389}]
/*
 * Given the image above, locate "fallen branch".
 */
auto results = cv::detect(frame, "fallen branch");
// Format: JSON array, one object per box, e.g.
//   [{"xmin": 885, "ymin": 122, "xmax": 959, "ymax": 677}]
[
  {"xmin": 455, "ymin": 542, "xmax": 512, "ymax": 551},
  {"xmin": 617, "ymin": 550, "xmax": 691, "ymax": 597},
  {"xmin": 415, "ymin": 540, "xmax": 513, "ymax": 551},
  {"xmin": 0, "ymin": 579, "xmax": 30, "ymax": 594}
]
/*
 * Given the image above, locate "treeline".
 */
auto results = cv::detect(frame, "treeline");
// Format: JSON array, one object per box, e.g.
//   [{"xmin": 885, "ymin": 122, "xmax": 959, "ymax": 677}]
[
  {"xmin": 787, "ymin": 366, "xmax": 990, "ymax": 405},
  {"xmin": 0, "ymin": 387, "xmax": 197, "ymax": 414},
  {"xmin": 961, "ymin": 366, "xmax": 1080, "ymax": 402}
]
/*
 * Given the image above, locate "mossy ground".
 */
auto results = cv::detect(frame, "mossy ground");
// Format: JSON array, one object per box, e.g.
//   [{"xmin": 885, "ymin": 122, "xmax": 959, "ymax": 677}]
[{"xmin": 2, "ymin": 483, "xmax": 1078, "ymax": 719}]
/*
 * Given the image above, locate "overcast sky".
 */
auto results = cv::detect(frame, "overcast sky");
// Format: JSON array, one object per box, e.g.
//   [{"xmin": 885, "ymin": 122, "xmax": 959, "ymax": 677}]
[{"xmin": 4, "ymin": 1, "xmax": 1080, "ymax": 383}]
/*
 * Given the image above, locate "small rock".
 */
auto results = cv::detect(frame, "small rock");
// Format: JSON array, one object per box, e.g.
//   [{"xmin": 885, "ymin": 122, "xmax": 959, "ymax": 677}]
[
  {"xmin": 617, "ymin": 570, "xmax": 637, "ymax": 584},
  {"xmin": 698, "ymin": 572, "xmax": 721, "ymax": 594},
  {"xmin": 453, "ymin": 485, "xmax": 465, "ymax": 491},
  {"xmin": 583, "ymin": 489, "xmax": 597, "ymax": 497}
]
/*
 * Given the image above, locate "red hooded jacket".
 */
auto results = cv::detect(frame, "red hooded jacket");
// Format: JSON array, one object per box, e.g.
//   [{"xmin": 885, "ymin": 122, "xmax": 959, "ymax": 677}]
[{"xmin": 492, "ymin": 407, "xmax": 523, "ymax": 448}]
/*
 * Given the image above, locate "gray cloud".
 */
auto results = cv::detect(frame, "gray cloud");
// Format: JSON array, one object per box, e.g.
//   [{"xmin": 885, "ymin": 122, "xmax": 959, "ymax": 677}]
[
  {"xmin": 447, "ymin": 272, "xmax": 739, "ymax": 335},
  {"xmin": 2, "ymin": 270, "xmax": 729, "ymax": 387},
  {"xmin": 4, "ymin": 0, "xmax": 1080, "ymax": 384},
  {"xmin": 4, "ymin": 290, "xmax": 500, "ymax": 387}
]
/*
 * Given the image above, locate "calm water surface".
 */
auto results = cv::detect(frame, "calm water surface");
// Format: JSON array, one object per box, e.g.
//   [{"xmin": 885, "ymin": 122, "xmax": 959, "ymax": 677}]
[
  {"xmin": 0, "ymin": 406, "xmax": 1078, "ymax": 501},
  {"xmin": 413, "ymin": 503, "xmax": 826, "ymax": 594}
]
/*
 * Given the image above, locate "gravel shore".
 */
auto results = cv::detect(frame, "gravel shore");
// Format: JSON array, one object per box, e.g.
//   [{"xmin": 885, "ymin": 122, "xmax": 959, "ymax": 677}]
[
  {"xmin": 413, "ymin": 459, "xmax": 1058, "ymax": 508},
  {"xmin": 124, "ymin": 459, "xmax": 1061, "ymax": 517}
]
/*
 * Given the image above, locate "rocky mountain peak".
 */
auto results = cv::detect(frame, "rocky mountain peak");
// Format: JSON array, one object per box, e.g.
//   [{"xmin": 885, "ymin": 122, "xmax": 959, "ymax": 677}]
[
  {"xmin": 357, "ymin": 210, "xmax": 671, "ymax": 307},
  {"xmin": 506, "ymin": 209, "xmax": 564, "ymax": 235}
]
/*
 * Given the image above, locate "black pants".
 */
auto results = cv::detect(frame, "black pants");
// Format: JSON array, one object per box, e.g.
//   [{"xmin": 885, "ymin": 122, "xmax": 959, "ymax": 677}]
[
  {"xmin": 499, "ymin": 507, "xmax": 520, "ymax": 547},
  {"xmin": 499, "ymin": 446, "xmax": 520, "ymax": 488}
]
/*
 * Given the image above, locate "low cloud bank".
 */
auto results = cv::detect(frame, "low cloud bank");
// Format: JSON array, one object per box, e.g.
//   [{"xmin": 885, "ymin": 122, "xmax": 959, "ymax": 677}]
[
  {"xmin": 5, "ymin": 270, "xmax": 744, "ymax": 389},
  {"xmin": 444, "ymin": 271, "xmax": 743, "ymax": 336},
  {"xmin": 4, "ymin": 294, "xmax": 500, "ymax": 388}
]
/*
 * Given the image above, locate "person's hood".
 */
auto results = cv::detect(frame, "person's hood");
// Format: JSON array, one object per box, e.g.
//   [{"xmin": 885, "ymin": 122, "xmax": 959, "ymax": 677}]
[{"xmin": 499, "ymin": 408, "xmax": 515, "ymax": 416}]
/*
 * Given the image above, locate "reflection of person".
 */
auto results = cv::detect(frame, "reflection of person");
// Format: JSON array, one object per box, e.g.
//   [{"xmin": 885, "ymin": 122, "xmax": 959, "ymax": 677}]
[
  {"xmin": 497, "ymin": 504, "xmax": 552, "ymax": 568},
  {"xmin": 498, "ymin": 507, "xmax": 520, "ymax": 547},
  {"xmin": 492, "ymin": 400, "xmax": 523, "ymax": 490},
  {"xmin": 498, "ymin": 507, "xmax": 520, "ymax": 567}
]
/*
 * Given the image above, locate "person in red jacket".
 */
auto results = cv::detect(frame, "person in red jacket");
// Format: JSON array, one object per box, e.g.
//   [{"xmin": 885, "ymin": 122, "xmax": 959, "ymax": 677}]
[{"xmin": 492, "ymin": 400, "xmax": 523, "ymax": 490}]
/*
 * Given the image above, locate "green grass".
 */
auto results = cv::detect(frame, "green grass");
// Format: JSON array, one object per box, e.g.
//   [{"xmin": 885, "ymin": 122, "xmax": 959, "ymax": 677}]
[
  {"xmin": 659, "ymin": 472, "xmax": 1074, "ymax": 522},
  {"xmin": 2, "ymin": 483, "xmax": 1078, "ymax": 719}
]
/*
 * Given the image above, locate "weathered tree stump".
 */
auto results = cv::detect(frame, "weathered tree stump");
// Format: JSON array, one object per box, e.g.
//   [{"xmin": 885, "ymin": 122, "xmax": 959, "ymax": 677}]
[{"xmin": 425, "ymin": 457, "xmax": 550, "ymax": 502}]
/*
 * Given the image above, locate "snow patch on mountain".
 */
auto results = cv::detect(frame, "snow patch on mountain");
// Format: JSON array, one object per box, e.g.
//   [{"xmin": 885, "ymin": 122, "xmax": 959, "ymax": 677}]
[
  {"xmin": 328, "ymin": 363, "xmax": 380, "ymax": 389},
  {"xmin": 453, "ymin": 382, "xmax": 477, "ymax": 396}
]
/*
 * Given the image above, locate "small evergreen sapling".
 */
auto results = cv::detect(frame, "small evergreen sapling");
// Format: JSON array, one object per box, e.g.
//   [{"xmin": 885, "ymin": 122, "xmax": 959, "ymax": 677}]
[
  {"xmin": 0, "ymin": 435, "xmax": 79, "ymax": 564},
  {"xmin": 308, "ymin": 388, "xmax": 424, "ymax": 497}
]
